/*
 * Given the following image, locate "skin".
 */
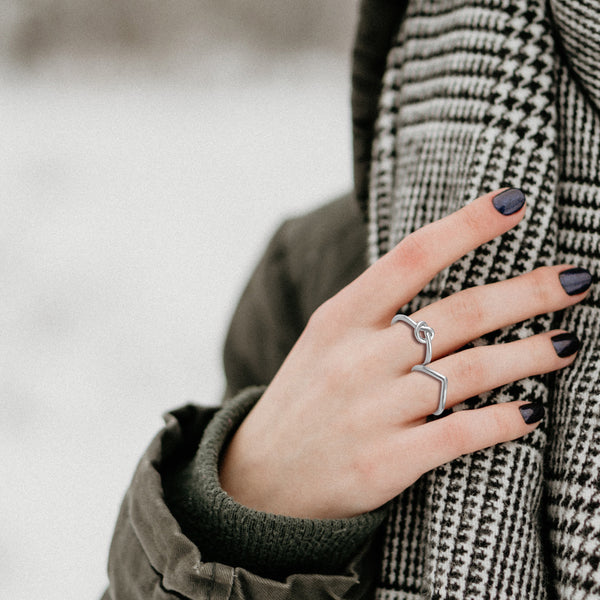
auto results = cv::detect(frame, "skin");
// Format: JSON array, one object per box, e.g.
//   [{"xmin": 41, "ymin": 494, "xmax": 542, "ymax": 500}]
[{"xmin": 220, "ymin": 189, "xmax": 589, "ymax": 520}]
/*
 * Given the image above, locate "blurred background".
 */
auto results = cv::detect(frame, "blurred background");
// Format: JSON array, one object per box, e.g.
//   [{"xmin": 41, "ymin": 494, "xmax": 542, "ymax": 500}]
[{"xmin": 1, "ymin": 1, "xmax": 358, "ymax": 598}]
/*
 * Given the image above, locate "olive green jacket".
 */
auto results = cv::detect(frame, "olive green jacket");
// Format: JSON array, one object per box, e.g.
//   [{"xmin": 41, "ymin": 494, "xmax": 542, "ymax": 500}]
[
  {"xmin": 102, "ymin": 196, "xmax": 391, "ymax": 600},
  {"xmin": 102, "ymin": 1, "xmax": 410, "ymax": 595}
]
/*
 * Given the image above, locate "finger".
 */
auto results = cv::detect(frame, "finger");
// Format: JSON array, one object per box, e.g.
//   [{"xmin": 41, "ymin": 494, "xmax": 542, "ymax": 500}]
[
  {"xmin": 397, "ymin": 330, "xmax": 579, "ymax": 421},
  {"xmin": 335, "ymin": 188, "xmax": 526, "ymax": 325},
  {"xmin": 406, "ymin": 400, "xmax": 544, "ymax": 476},
  {"xmin": 383, "ymin": 264, "xmax": 592, "ymax": 365}
]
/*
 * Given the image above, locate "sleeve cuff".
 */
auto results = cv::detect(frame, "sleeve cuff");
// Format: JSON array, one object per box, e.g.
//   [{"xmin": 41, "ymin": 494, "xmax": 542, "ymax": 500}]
[{"xmin": 164, "ymin": 386, "xmax": 388, "ymax": 579}]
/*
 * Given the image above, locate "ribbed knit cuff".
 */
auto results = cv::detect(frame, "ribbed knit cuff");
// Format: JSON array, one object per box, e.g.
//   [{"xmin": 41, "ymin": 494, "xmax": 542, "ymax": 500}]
[{"xmin": 165, "ymin": 386, "xmax": 387, "ymax": 579}]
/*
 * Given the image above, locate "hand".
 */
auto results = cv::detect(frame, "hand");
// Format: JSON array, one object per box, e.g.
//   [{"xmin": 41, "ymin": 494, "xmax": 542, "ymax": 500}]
[{"xmin": 220, "ymin": 189, "xmax": 590, "ymax": 520}]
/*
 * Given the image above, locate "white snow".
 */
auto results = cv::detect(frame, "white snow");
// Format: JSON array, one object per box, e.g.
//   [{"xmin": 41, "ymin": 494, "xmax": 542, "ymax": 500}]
[{"xmin": 0, "ymin": 51, "xmax": 353, "ymax": 599}]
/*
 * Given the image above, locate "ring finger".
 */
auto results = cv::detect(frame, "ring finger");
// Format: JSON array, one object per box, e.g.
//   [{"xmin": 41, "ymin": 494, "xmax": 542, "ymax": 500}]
[{"xmin": 395, "ymin": 329, "xmax": 579, "ymax": 422}]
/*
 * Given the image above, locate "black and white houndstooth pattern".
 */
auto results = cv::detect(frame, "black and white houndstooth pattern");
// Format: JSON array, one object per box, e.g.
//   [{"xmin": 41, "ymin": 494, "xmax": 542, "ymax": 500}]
[{"xmin": 367, "ymin": 0, "xmax": 600, "ymax": 598}]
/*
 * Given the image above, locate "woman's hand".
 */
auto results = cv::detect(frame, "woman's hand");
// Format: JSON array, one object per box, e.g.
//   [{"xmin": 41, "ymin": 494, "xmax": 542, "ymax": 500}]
[{"xmin": 220, "ymin": 189, "xmax": 591, "ymax": 520}]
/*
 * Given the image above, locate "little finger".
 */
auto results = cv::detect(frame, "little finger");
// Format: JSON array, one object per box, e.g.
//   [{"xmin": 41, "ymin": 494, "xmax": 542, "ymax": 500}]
[{"xmin": 410, "ymin": 400, "xmax": 545, "ymax": 476}]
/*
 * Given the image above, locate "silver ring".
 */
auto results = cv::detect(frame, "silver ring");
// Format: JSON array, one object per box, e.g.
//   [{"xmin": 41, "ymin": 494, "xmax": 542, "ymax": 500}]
[{"xmin": 391, "ymin": 314, "xmax": 448, "ymax": 416}]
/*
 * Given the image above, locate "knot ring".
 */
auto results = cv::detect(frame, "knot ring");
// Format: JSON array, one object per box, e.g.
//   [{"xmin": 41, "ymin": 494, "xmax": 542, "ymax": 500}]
[{"xmin": 391, "ymin": 314, "xmax": 448, "ymax": 416}]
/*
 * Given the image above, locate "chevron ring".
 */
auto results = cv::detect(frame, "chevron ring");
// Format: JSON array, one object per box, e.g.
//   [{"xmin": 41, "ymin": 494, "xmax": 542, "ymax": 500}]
[{"xmin": 391, "ymin": 314, "xmax": 448, "ymax": 416}]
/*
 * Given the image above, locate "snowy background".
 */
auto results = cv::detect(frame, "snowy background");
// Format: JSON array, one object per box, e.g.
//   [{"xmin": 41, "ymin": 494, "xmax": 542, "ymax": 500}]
[{"xmin": 1, "ymin": 2, "xmax": 358, "ymax": 598}]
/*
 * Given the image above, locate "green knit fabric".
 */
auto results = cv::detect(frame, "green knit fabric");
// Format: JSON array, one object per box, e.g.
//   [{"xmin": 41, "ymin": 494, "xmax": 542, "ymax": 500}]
[{"xmin": 164, "ymin": 386, "xmax": 388, "ymax": 580}]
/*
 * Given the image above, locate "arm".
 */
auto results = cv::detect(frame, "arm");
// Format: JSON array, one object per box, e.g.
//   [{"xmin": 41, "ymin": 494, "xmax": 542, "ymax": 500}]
[
  {"xmin": 103, "ymin": 397, "xmax": 383, "ymax": 600},
  {"xmin": 104, "ymin": 190, "xmax": 590, "ymax": 598}
]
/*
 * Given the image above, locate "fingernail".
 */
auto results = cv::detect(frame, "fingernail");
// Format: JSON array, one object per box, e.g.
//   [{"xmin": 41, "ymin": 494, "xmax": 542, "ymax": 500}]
[
  {"xmin": 559, "ymin": 267, "xmax": 592, "ymax": 296},
  {"xmin": 492, "ymin": 188, "xmax": 526, "ymax": 215},
  {"xmin": 551, "ymin": 332, "xmax": 580, "ymax": 357},
  {"xmin": 519, "ymin": 403, "xmax": 545, "ymax": 425}
]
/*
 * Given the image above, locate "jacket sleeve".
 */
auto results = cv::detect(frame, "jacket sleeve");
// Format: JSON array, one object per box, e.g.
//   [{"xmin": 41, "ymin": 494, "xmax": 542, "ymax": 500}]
[
  {"xmin": 102, "ymin": 196, "xmax": 387, "ymax": 599},
  {"xmin": 103, "ymin": 395, "xmax": 385, "ymax": 600}
]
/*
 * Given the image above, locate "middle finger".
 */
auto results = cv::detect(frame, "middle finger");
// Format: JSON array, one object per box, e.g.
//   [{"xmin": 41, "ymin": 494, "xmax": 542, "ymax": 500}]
[{"xmin": 382, "ymin": 264, "xmax": 591, "ymax": 367}]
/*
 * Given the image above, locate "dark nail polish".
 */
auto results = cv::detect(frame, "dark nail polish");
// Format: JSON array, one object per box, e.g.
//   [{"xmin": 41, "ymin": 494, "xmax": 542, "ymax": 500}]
[
  {"xmin": 492, "ymin": 188, "xmax": 526, "ymax": 215},
  {"xmin": 551, "ymin": 332, "xmax": 580, "ymax": 358},
  {"xmin": 519, "ymin": 403, "xmax": 545, "ymax": 425},
  {"xmin": 559, "ymin": 267, "xmax": 592, "ymax": 296}
]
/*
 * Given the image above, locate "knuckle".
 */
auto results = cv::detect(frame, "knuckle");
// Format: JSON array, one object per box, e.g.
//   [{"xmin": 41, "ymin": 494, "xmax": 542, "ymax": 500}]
[
  {"xmin": 487, "ymin": 409, "xmax": 513, "ymax": 441},
  {"xmin": 448, "ymin": 289, "xmax": 485, "ymax": 327},
  {"xmin": 308, "ymin": 297, "xmax": 340, "ymax": 330},
  {"xmin": 461, "ymin": 205, "xmax": 483, "ymax": 239},
  {"xmin": 305, "ymin": 306, "xmax": 326, "ymax": 338},
  {"xmin": 308, "ymin": 286, "xmax": 359, "ymax": 336},
  {"xmin": 308, "ymin": 299, "xmax": 332, "ymax": 329},
  {"xmin": 528, "ymin": 266, "xmax": 555, "ymax": 307},
  {"xmin": 461, "ymin": 350, "xmax": 486, "ymax": 383},
  {"xmin": 304, "ymin": 301, "xmax": 338, "ymax": 347},
  {"xmin": 394, "ymin": 230, "xmax": 430, "ymax": 271}
]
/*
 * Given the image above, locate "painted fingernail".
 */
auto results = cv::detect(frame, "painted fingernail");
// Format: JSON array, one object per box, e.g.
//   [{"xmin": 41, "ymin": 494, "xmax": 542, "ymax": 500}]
[
  {"xmin": 492, "ymin": 188, "xmax": 526, "ymax": 215},
  {"xmin": 519, "ymin": 403, "xmax": 545, "ymax": 425},
  {"xmin": 551, "ymin": 332, "xmax": 580, "ymax": 357},
  {"xmin": 559, "ymin": 267, "xmax": 592, "ymax": 296}
]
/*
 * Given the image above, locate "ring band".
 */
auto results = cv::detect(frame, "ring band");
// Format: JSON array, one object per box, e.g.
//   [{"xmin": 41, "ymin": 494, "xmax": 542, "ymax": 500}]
[{"xmin": 392, "ymin": 314, "xmax": 448, "ymax": 416}]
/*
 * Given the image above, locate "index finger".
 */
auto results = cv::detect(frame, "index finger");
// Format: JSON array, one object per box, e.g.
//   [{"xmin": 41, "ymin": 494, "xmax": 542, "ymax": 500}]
[{"xmin": 340, "ymin": 188, "xmax": 526, "ymax": 325}]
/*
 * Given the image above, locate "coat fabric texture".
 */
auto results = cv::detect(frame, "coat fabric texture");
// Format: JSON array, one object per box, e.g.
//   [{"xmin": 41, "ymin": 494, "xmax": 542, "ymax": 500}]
[
  {"xmin": 103, "ymin": 0, "xmax": 600, "ymax": 598},
  {"xmin": 366, "ymin": 0, "xmax": 600, "ymax": 598}
]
